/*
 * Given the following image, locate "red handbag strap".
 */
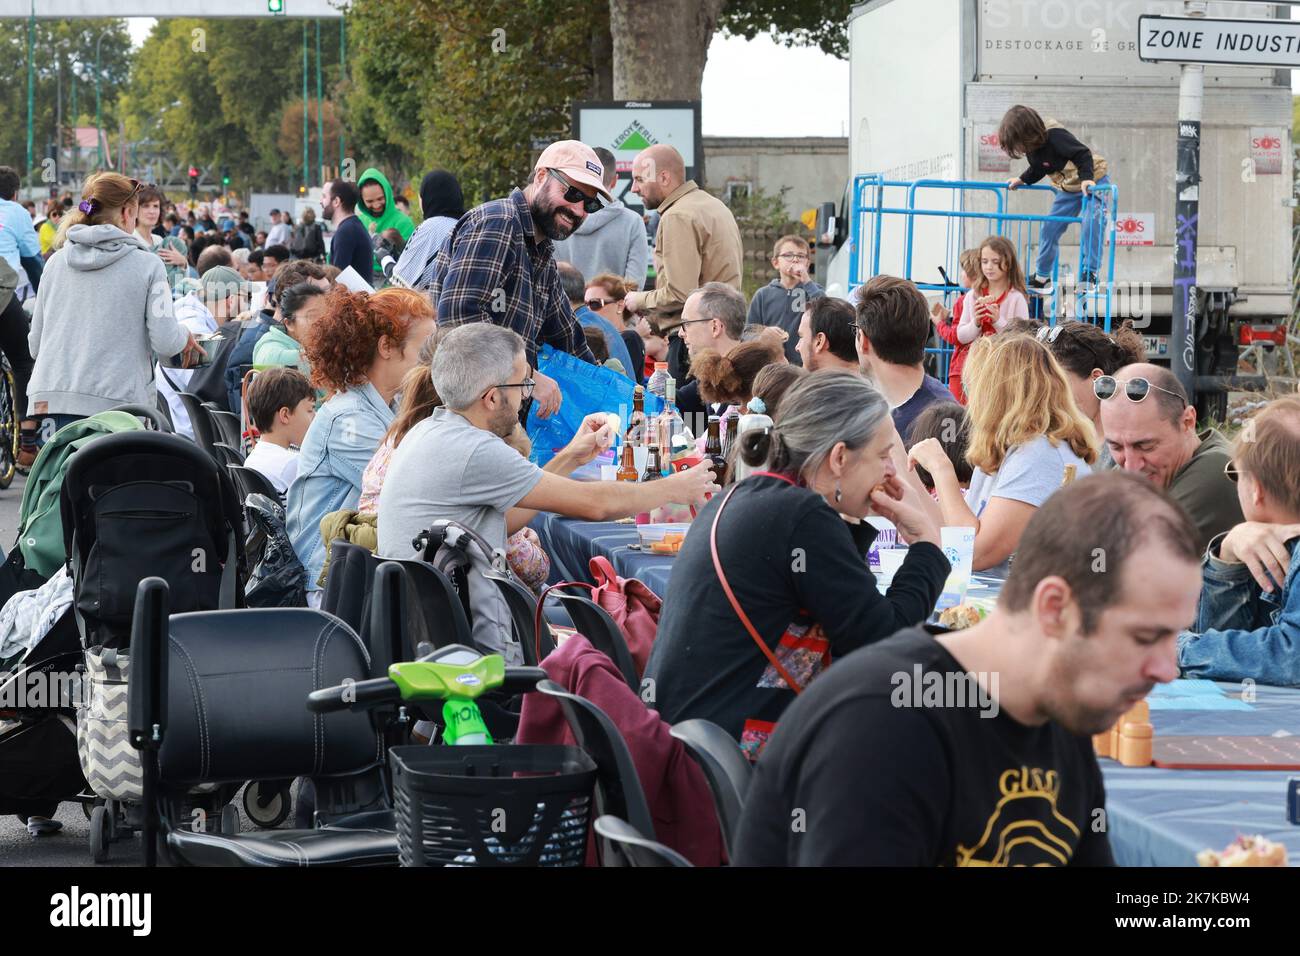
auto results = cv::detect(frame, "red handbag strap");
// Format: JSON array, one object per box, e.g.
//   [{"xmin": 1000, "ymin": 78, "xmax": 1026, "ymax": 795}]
[
  {"xmin": 589, "ymin": 554, "xmax": 619, "ymax": 590},
  {"xmin": 709, "ymin": 486, "xmax": 804, "ymax": 695},
  {"xmin": 533, "ymin": 579, "xmax": 594, "ymax": 665}
]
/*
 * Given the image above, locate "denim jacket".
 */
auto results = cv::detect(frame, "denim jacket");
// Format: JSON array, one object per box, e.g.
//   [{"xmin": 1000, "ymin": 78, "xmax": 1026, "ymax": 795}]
[
  {"xmin": 1177, "ymin": 531, "xmax": 1300, "ymax": 687},
  {"xmin": 287, "ymin": 382, "xmax": 395, "ymax": 592}
]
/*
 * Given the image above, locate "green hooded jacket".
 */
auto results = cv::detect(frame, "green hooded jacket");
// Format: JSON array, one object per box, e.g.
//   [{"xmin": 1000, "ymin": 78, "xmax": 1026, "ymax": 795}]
[{"xmin": 355, "ymin": 167, "xmax": 415, "ymax": 260}]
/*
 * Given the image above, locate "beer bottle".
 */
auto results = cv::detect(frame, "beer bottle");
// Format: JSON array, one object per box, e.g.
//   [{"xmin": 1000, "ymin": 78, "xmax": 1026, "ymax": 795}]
[
  {"xmin": 707, "ymin": 413, "xmax": 728, "ymax": 468},
  {"xmin": 628, "ymin": 386, "xmax": 646, "ymax": 445},
  {"xmin": 642, "ymin": 444, "xmax": 663, "ymax": 482},
  {"xmin": 724, "ymin": 414, "xmax": 739, "ymax": 456},
  {"xmin": 617, "ymin": 442, "xmax": 639, "ymax": 482}
]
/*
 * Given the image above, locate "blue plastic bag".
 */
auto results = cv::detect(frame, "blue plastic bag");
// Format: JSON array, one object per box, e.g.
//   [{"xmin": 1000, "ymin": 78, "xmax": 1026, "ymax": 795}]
[{"xmin": 526, "ymin": 345, "xmax": 663, "ymax": 466}]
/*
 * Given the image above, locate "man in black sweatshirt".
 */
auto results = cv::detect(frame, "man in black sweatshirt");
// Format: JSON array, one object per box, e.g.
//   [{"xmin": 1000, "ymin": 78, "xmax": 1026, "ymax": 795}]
[{"xmin": 999, "ymin": 105, "xmax": 1111, "ymax": 295}]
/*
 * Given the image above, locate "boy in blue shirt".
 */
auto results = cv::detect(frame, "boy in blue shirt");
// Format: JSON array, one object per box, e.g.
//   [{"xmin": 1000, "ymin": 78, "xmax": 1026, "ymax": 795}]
[{"xmin": 1179, "ymin": 395, "xmax": 1300, "ymax": 686}]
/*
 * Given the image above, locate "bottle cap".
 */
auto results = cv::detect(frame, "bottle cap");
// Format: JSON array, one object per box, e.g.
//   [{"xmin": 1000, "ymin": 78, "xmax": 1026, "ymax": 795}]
[{"xmin": 654, "ymin": 362, "xmax": 668, "ymax": 371}]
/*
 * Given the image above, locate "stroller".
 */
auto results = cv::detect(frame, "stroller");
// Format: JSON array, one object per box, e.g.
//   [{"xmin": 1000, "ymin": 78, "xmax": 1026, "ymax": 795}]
[
  {"xmin": 0, "ymin": 410, "xmax": 150, "ymax": 833},
  {"xmin": 60, "ymin": 430, "xmax": 248, "ymax": 861}
]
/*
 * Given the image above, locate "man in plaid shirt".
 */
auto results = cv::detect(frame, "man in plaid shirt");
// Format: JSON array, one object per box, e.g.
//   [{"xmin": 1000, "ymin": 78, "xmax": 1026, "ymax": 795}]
[{"xmin": 425, "ymin": 140, "xmax": 612, "ymax": 418}]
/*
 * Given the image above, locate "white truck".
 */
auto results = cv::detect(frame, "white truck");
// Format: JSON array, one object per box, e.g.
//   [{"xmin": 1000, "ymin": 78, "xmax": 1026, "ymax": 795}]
[{"xmin": 820, "ymin": 0, "xmax": 1296, "ymax": 414}]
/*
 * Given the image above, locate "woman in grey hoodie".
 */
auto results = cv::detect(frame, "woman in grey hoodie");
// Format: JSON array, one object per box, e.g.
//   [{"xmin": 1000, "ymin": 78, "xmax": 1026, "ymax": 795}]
[{"xmin": 28, "ymin": 173, "xmax": 199, "ymax": 426}]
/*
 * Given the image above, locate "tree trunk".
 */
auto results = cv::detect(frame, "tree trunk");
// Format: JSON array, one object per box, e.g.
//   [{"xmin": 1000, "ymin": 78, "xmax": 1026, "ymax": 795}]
[
  {"xmin": 589, "ymin": 19, "xmax": 614, "ymax": 101},
  {"xmin": 609, "ymin": 0, "xmax": 725, "ymax": 100}
]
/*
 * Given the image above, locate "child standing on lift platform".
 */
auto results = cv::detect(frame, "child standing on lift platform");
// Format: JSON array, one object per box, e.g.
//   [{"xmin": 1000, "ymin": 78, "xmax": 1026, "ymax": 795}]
[{"xmin": 999, "ymin": 105, "xmax": 1111, "ymax": 296}]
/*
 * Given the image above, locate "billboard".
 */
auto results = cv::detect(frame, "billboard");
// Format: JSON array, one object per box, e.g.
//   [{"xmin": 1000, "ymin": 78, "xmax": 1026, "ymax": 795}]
[{"xmin": 573, "ymin": 101, "xmax": 702, "ymax": 215}]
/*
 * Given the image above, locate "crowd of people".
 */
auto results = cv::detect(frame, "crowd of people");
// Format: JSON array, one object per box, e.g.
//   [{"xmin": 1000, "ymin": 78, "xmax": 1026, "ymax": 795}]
[{"xmin": 0, "ymin": 102, "xmax": 1295, "ymax": 866}]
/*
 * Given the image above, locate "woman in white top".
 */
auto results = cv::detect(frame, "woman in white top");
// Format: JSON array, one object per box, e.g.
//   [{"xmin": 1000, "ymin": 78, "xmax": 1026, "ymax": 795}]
[{"xmin": 908, "ymin": 332, "xmax": 1097, "ymax": 574}]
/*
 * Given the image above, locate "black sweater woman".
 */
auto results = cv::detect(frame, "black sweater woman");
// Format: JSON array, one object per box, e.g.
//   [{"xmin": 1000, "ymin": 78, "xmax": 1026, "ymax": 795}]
[{"xmin": 645, "ymin": 371, "xmax": 950, "ymax": 756}]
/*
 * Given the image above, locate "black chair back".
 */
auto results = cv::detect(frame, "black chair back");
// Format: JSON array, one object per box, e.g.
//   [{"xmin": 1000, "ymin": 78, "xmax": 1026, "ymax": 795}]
[
  {"xmin": 384, "ymin": 557, "xmax": 474, "ymax": 651},
  {"xmin": 535, "ymin": 679, "xmax": 655, "ymax": 861},
  {"xmin": 177, "ymin": 392, "xmax": 220, "ymax": 454},
  {"xmin": 484, "ymin": 571, "xmax": 550, "ymax": 667},
  {"xmin": 320, "ymin": 541, "xmax": 377, "ymax": 637},
  {"xmin": 211, "ymin": 442, "xmax": 244, "ymax": 467},
  {"xmin": 593, "ymin": 815, "xmax": 691, "ymax": 867},
  {"xmin": 229, "ymin": 464, "xmax": 284, "ymax": 502},
  {"xmin": 670, "ymin": 719, "xmax": 752, "ymax": 861},
  {"xmin": 551, "ymin": 593, "xmax": 639, "ymax": 691},
  {"xmin": 207, "ymin": 407, "xmax": 243, "ymax": 449}
]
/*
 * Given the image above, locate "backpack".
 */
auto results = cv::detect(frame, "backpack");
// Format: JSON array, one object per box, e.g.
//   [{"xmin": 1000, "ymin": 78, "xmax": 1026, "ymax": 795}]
[{"xmin": 13, "ymin": 411, "xmax": 145, "ymax": 580}]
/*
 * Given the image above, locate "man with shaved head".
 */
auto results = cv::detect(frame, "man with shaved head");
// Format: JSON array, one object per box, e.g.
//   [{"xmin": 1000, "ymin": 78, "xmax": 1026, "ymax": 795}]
[
  {"xmin": 624, "ymin": 144, "xmax": 742, "ymax": 322},
  {"xmin": 1098, "ymin": 362, "xmax": 1242, "ymax": 550}
]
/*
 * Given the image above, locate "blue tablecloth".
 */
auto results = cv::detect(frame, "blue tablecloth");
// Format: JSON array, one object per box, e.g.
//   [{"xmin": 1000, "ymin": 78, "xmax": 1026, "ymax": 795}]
[
  {"xmin": 532, "ymin": 513, "xmax": 676, "ymax": 597},
  {"xmin": 533, "ymin": 514, "xmax": 1300, "ymax": 866}
]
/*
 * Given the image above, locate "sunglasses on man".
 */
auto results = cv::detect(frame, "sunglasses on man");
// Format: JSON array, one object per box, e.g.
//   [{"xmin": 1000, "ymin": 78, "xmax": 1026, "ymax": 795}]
[
  {"xmin": 547, "ymin": 169, "xmax": 604, "ymax": 214},
  {"xmin": 1092, "ymin": 375, "xmax": 1188, "ymax": 407}
]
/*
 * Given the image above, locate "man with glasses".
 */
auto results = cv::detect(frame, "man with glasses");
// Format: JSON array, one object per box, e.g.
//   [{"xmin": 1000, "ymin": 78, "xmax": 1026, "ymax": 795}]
[
  {"xmin": 553, "ymin": 146, "xmax": 648, "ymax": 288},
  {"xmin": 747, "ymin": 235, "xmax": 824, "ymax": 365},
  {"xmin": 1097, "ymin": 362, "xmax": 1242, "ymax": 550},
  {"xmin": 378, "ymin": 324, "xmax": 717, "ymax": 659},
  {"xmin": 424, "ymin": 140, "xmax": 608, "ymax": 420}
]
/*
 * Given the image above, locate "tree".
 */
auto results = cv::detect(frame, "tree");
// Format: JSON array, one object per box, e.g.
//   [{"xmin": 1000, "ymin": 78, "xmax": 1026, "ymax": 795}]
[
  {"xmin": 129, "ymin": 18, "xmax": 343, "ymax": 193},
  {"xmin": 0, "ymin": 19, "xmax": 133, "ymax": 185},
  {"xmin": 345, "ymin": 0, "xmax": 608, "ymax": 201},
  {"xmin": 611, "ymin": 0, "xmax": 852, "ymax": 99}
]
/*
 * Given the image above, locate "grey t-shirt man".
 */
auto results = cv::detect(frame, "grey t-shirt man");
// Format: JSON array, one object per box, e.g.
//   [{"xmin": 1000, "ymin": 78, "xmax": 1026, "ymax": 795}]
[{"xmin": 377, "ymin": 406, "xmax": 543, "ymax": 661}]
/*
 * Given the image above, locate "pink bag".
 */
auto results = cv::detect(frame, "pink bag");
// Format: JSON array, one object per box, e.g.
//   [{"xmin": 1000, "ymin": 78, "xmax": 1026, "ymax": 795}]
[{"xmin": 534, "ymin": 555, "xmax": 662, "ymax": 677}]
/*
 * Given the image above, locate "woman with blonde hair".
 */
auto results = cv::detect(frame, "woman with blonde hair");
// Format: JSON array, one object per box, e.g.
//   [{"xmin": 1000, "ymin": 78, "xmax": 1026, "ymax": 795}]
[
  {"xmin": 908, "ymin": 333, "xmax": 1096, "ymax": 573},
  {"xmin": 28, "ymin": 172, "xmax": 200, "ymax": 437}
]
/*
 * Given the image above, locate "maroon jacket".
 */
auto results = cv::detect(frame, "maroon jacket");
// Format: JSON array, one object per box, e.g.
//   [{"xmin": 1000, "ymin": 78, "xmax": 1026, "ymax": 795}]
[{"xmin": 516, "ymin": 634, "xmax": 725, "ymax": 866}]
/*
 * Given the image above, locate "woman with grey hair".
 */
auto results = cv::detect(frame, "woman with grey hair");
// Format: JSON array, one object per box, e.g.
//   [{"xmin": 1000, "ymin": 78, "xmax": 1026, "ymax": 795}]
[{"xmin": 644, "ymin": 370, "xmax": 950, "ymax": 755}]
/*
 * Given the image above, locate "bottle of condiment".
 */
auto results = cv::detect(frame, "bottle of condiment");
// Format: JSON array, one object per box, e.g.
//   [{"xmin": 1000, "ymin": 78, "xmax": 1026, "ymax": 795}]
[
  {"xmin": 616, "ymin": 441, "xmax": 639, "ymax": 482},
  {"xmin": 642, "ymin": 444, "xmax": 663, "ymax": 482}
]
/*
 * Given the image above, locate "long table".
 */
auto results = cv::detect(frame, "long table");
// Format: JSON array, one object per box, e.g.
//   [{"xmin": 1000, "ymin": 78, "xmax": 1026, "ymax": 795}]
[{"xmin": 533, "ymin": 513, "xmax": 1300, "ymax": 867}]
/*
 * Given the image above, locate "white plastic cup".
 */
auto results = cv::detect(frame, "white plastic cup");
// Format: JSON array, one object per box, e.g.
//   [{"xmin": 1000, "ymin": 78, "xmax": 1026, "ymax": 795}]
[
  {"xmin": 600, "ymin": 465, "xmax": 618, "ymax": 482},
  {"xmin": 877, "ymin": 548, "xmax": 908, "ymax": 590}
]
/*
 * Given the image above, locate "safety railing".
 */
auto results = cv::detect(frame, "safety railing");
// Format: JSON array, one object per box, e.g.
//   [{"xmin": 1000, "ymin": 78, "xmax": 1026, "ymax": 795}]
[{"xmin": 846, "ymin": 176, "xmax": 1119, "ymax": 380}]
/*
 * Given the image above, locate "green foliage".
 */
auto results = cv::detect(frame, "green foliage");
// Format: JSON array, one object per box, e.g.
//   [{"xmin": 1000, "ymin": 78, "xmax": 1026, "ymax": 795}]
[
  {"xmin": 719, "ymin": 0, "xmax": 852, "ymax": 58},
  {"xmin": 728, "ymin": 184, "xmax": 795, "ymax": 230},
  {"xmin": 0, "ymin": 19, "xmax": 133, "ymax": 180},
  {"xmin": 345, "ymin": 0, "xmax": 606, "ymax": 202},
  {"xmin": 128, "ymin": 18, "xmax": 342, "ymax": 192}
]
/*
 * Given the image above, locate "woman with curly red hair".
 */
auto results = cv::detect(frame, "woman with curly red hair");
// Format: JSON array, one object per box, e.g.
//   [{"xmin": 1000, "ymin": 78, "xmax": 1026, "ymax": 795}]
[{"xmin": 287, "ymin": 285, "xmax": 434, "ymax": 602}]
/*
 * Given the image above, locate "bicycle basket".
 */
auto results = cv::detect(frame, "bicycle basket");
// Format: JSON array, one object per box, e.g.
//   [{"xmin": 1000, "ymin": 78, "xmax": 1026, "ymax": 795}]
[{"xmin": 390, "ymin": 744, "xmax": 596, "ymax": 867}]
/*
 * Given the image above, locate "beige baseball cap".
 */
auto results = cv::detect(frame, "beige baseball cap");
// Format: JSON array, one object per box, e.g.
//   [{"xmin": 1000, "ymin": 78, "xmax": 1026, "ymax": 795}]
[{"xmin": 535, "ymin": 140, "xmax": 613, "ymax": 201}]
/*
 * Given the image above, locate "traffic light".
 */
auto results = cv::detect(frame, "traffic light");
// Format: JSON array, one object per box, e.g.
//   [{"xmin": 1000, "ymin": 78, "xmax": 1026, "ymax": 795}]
[
  {"xmin": 188, "ymin": 166, "xmax": 199, "ymax": 197},
  {"xmin": 221, "ymin": 166, "xmax": 231, "ymax": 187},
  {"xmin": 268, "ymin": 0, "xmax": 285, "ymax": 14}
]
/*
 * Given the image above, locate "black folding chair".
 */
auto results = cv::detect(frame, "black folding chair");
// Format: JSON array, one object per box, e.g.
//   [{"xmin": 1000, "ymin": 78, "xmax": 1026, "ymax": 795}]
[
  {"xmin": 211, "ymin": 442, "xmax": 244, "ymax": 467},
  {"xmin": 229, "ymin": 464, "xmax": 284, "ymax": 502},
  {"xmin": 669, "ymin": 719, "xmax": 752, "ymax": 861},
  {"xmin": 207, "ymin": 407, "xmax": 243, "ymax": 450},
  {"xmin": 550, "ymin": 592, "xmax": 639, "ymax": 691},
  {"xmin": 177, "ymin": 392, "xmax": 220, "ymax": 454},
  {"xmin": 484, "ymin": 571, "xmax": 552, "ymax": 667},
  {"xmin": 536, "ymin": 680, "xmax": 655, "ymax": 866},
  {"xmin": 593, "ymin": 816, "xmax": 692, "ymax": 867}
]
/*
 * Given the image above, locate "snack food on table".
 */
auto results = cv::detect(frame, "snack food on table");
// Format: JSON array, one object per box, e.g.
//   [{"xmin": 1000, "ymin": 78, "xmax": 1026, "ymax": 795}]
[
  {"xmin": 937, "ymin": 603, "xmax": 986, "ymax": 630},
  {"xmin": 1196, "ymin": 835, "xmax": 1287, "ymax": 868}
]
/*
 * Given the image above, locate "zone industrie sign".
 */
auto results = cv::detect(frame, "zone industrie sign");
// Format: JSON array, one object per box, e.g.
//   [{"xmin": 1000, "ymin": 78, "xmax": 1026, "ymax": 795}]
[{"xmin": 1138, "ymin": 14, "xmax": 1300, "ymax": 67}]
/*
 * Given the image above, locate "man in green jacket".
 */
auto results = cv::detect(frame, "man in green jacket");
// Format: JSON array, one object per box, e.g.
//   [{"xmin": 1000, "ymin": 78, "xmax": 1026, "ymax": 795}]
[{"xmin": 356, "ymin": 168, "xmax": 415, "ymax": 281}]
